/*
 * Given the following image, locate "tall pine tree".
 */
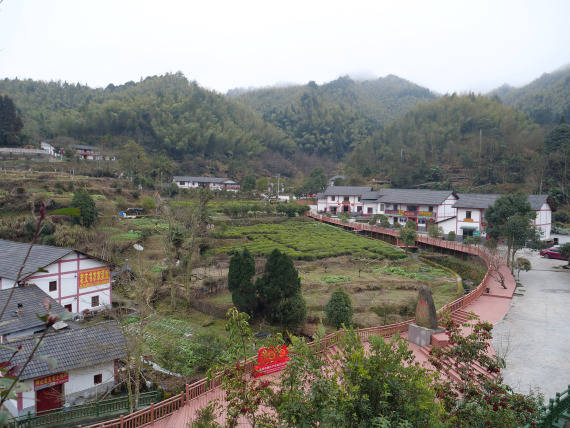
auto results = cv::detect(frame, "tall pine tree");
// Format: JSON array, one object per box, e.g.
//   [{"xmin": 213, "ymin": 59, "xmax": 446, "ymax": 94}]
[{"xmin": 228, "ymin": 248, "xmax": 256, "ymax": 315}]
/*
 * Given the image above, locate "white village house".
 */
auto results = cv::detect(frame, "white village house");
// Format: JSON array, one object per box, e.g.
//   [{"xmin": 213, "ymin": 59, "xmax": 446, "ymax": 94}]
[
  {"xmin": 316, "ymin": 187, "xmax": 552, "ymax": 240},
  {"xmin": 173, "ymin": 176, "xmax": 240, "ymax": 192},
  {"xmin": 452, "ymin": 194, "xmax": 552, "ymax": 239},
  {"xmin": 0, "ymin": 286, "xmax": 125, "ymax": 416},
  {"xmin": 316, "ymin": 186, "xmax": 372, "ymax": 215},
  {"xmin": 0, "ymin": 240, "xmax": 112, "ymax": 314}
]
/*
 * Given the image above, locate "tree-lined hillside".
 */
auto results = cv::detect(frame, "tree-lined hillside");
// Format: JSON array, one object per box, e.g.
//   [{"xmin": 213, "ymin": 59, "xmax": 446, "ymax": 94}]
[
  {"xmin": 349, "ymin": 94, "xmax": 545, "ymax": 188},
  {"xmin": 490, "ymin": 66, "xmax": 570, "ymax": 125},
  {"xmin": 230, "ymin": 75, "xmax": 436, "ymax": 159},
  {"xmin": 0, "ymin": 73, "xmax": 296, "ymax": 160}
]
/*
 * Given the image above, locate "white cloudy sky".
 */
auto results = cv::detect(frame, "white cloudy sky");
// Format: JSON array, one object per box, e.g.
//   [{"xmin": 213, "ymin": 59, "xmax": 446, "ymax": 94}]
[{"xmin": 1, "ymin": 0, "xmax": 569, "ymax": 94}]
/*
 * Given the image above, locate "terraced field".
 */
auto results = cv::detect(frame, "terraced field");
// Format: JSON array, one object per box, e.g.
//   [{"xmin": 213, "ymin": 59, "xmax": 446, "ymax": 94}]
[{"xmin": 211, "ymin": 219, "xmax": 406, "ymax": 260}]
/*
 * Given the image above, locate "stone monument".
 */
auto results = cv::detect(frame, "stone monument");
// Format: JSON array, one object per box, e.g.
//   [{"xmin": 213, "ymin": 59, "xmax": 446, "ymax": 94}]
[{"xmin": 408, "ymin": 285, "xmax": 442, "ymax": 346}]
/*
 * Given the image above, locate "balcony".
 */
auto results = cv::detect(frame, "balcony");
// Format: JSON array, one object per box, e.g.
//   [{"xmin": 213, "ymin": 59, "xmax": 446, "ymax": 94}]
[{"xmin": 384, "ymin": 209, "xmax": 434, "ymax": 218}]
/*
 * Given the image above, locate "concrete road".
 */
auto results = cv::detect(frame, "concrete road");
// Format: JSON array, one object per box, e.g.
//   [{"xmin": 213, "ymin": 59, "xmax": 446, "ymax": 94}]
[{"xmin": 492, "ymin": 235, "xmax": 570, "ymax": 401}]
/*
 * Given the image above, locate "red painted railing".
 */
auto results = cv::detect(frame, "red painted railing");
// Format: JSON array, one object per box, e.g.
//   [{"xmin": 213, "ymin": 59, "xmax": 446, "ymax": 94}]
[{"xmin": 84, "ymin": 213, "xmax": 503, "ymax": 428}]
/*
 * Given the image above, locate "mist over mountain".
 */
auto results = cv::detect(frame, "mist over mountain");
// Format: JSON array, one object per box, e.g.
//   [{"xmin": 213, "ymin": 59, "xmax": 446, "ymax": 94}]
[{"xmin": 489, "ymin": 65, "xmax": 570, "ymax": 125}]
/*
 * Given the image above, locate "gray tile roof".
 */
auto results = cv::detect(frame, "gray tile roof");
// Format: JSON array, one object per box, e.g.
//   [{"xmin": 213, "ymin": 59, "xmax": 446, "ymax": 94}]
[
  {"xmin": 322, "ymin": 186, "xmax": 372, "ymax": 196},
  {"xmin": 375, "ymin": 189, "xmax": 456, "ymax": 205},
  {"xmin": 172, "ymin": 176, "xmax": 237, "ymax": 184},
  {"xmin": 361, "ymin": 191, "xmax": 384, "ymax": 200},
  {"xmin": 453, "ymin": 194, "xmax": 501, "ymax": 209},
  {"xmin": 0, "ymin": 240, "xmax": 74, "ymax": 281},
  {"xmin": 0, "ymin": 285, "xmax": 68, "ymax": 336},
  {"xmin": 454, "ymin": 194, "xmax": 550, "ymax": 210},
  {"xmin": 2, "ymin": 321, "xmax": 126, "ymax": 380},
  {"xmin": 528, "ymin": 194, "xmax": 549, "ymax": 210}
]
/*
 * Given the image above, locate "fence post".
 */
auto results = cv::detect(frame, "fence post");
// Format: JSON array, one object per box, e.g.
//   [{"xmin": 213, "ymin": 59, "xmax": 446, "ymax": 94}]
[
  {"xmin": 186, "ymin": 383, "xmax": 190, "ymax": 403},
  {"xmin": 151, "ymin": 403, "xmax": 155, "ymax": 423},
  {"xmin": 120, "ymin": 415, "xmax": 124, "ymax": 428}
]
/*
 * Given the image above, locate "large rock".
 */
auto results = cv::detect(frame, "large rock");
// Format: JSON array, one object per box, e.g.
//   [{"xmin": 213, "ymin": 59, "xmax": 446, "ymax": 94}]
[{"xmin": 415, "ymin": 285, "xmax": 438, "ymax": 329}]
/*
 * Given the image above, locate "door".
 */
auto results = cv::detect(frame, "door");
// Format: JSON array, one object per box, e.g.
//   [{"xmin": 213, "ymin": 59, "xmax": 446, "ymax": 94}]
[{"xmin": 36, "ymin": 384, "xmax": 63, "ymax": 413}]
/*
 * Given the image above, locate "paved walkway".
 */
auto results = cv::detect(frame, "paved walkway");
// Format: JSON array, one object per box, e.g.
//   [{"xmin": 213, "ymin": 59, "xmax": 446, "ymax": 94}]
[{"xmin": 492, "ymin": 240, "xmax": 570, "ymax": 400}]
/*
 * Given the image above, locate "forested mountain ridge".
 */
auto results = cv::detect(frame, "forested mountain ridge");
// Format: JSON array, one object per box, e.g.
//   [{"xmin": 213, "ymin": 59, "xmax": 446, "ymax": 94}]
[
  {"xmin": 229, "ymin": 75, "xmax": 437, "ymax": 159},
  {"xmin": 348, "ymin": 94, "xmax": 550, "ymax": 189},
  {"xmin": 489, "ymin": 65, "xmax": 570, "ymax": 125},
  {"xmin": 0, "ymin": 73, "xmax": 296, "ymax": 160}
]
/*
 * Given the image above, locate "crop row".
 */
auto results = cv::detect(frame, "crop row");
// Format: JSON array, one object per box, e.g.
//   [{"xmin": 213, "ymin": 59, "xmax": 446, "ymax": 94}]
[{"xmin": 211, "ymin": 220, "xmax": 406, "ymax": 260}]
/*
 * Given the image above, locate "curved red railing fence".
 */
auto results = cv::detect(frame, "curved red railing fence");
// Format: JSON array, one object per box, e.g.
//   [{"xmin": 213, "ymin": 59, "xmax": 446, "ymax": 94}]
[{"xmin": 83, "ymin": 212, "xmax": 501, "ymax": 428}]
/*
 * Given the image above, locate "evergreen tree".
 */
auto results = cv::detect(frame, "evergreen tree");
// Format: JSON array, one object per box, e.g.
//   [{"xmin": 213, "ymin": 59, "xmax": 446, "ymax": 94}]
[
  {"xmin": 0, "ymin": 95, "xmax": 23, "ymax": 146},
  {"xmin": 228, "ymin": 248, "xmax": 256, "ymax": 315},
  {"xmin": 241, "ymin": 175, "xmax": 256, "ymax": 192},
  {"xmin": 70, "ymin": 189, "xmax": 97, "ymax": 228},
  {"xmin": 324, "ymin": 289, "xmax": 353, "ymax": 329},
  {"xmin": 256, "ymin": 249, "xmax": 305, "ymax": 327}
]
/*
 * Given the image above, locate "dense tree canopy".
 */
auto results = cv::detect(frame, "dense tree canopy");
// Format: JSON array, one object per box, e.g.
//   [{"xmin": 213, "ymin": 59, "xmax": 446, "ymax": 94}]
[{"xmin": 0, "ymin": 95, "xmax": 23, "ymax": 146}]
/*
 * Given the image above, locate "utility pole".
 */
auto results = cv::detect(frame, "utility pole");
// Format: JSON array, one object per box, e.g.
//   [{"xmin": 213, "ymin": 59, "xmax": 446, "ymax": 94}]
[{"xmin": 479, "ymin": 129, "xmax": 482, "ymax": 164}]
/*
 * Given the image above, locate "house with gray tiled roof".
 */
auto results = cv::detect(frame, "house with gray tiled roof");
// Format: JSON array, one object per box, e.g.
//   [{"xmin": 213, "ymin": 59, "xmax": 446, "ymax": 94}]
[
  {"xmin": 0, "ymin": 285, "xmax": 68, "ymax": 342},
  {"xmin": 172, "ymin": 176, "xmax": 240, "ymax": 192},
  {"xmin": 316, "ymin": 186, "xmax": 372, "ymax": 215},
  {"xmin": 453, "ymin": 194, "xmax": 552, "ymax": 240},
  {"xmin": 2, "ymin": 320, "xmax": 126, "ymax": 416},
  {"xmin": 0, "ymin": 239, "xmax": 112, "ymax": 314}
]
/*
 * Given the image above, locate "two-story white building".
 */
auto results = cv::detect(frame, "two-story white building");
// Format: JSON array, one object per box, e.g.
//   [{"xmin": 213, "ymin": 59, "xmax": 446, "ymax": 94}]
[
  {"xmin": 172, "ymin": 176, "xmax": 240, "ymax": 192},
  {"xmin": 361, "ymin": 189, "xmax": 458, "ymax": 232},
  {"xmin": 453, "ymin": 194, "xmax": 552, "ymax": 240},
  {"xmin": 0, "ymin": 240, "xmax": 112, "ymax": 314},
  {"xmin": 316, "ymin": 186, "xmax": 372, "ymax": 215}
]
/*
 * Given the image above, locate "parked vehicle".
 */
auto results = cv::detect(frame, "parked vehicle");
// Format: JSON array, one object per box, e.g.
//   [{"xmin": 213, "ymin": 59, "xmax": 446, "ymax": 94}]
[{"xmin": 539, "ymin": 246, "xmax": 568, "ymax": 260}]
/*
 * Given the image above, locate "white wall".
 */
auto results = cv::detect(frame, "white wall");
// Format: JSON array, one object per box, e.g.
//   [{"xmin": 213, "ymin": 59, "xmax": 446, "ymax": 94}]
[
  {"xmin": 5, "ymin": 361, "xmax": 116, "ymax": 417},
  {"xmin": 456, "ymin": 208, "xmax": 484, "ymax": 236},
  {"xmin": 318, "ymin": 194, "xmax": 365, "ymax": 214},
  {"xmin": 12, "ymin": 252, "xmax": 112, "ymax": 314},
  {"xmin": 533, "ymin": 203, "xmax": 551, "ymax": 240}
]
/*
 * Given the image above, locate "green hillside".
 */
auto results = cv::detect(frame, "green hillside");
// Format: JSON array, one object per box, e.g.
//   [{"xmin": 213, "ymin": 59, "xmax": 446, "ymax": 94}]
[
  {"xmin": 230, "ymin": 75, "xmax": 436, "ymax": 159},
  {"xmin": 490, "ymin": 66, "xmax": 570, "ymax": 125},
  {"xmin": 348, "ymin": 94, "xmax": 546, "ymax": 187},
  {"xmin": 0, "ymin": 73, "xmax": 295, "ymax": 160}
]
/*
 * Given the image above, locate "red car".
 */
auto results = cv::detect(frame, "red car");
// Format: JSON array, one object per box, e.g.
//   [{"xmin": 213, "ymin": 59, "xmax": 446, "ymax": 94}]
[{"xmin": 540, "ymin": 247, "xmax": 568, "ymax": 260}]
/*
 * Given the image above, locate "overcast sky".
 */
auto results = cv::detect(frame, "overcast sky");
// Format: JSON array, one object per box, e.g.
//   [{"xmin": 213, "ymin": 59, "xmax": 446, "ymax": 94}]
[{"xmin": 1, "ymin": 0, "xmax": 569, "ymax": 94}]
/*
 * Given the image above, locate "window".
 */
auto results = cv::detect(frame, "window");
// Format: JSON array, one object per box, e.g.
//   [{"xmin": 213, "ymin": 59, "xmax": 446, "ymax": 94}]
[
  {"xmin": 428, "ymin": 206, "xmax": 434, "ymax": 212},
  {"xmin": 367, "ymin": 207, "xmax": 373, "ymax": 214},
  {"xmin": 357, "ymin": 206, "xmax": 362, "ymax": 212},
  {"xmin": 357, "ymin": 197, "xmax": 361, "ymax": 202},
  {"xmin": 408, "ymin": 205, "xmax": 417, "ymax": 212},
  {"xmin": 331, "ymin": 196, "xmax": 335, "ymax": 201},
  {"xmin": 64, "ymin": 304, "xmax": 73, "ymax": 312},
  {"xmin": 466, "ymin": 211, "xmax": 472, "ymax": 219},
  {"xmin": 179, "ymin": 181, "xmax": 185, "ymax": 185},
  {"xmin": 344, "ymin": 196, "xmax": 349, "ymax": 202},
  {"xmin": 49, "ymin": 281, "xmax": 57, "ymax": 292},
  {"xmin": 380, "ymin": 204, "xmax": 385, "ymax": 212},
  {"xmin": 94, "ymin": 374, "xmax": 102, "ymax": 385},
  {"xmin": 91, "ymin": 295, "xmax": 100, "ymax": 307},
  {"xmin": 393, "ymin": 204, "xmax": 398, "ymax": 210}
]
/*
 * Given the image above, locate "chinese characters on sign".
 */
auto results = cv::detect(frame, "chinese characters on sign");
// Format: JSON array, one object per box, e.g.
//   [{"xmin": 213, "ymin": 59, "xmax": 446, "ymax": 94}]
[
  {"xmin": 34, "ymin": 372, "xmax": 68, "ymax": 390},
  {"xmin": 253, "ymin": 345, "xmax": 290, "ymax": 377},
  {"xmin": 79, "ymin": 268, "xmax": 110, "ymax": 288}
]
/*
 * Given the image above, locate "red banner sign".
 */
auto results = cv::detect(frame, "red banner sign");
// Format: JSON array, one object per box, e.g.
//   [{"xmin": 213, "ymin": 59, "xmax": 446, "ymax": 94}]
[
  {"xmin": 79, "ymin": 268, "xmax": 110, "ymax": 288},
  {"xmin": 253, "ymin": 345, "xmax": 290, "ymax": 377},
  {"xmin": 34, "ymin": 372, "xmax": 68, "ymax": 390}
]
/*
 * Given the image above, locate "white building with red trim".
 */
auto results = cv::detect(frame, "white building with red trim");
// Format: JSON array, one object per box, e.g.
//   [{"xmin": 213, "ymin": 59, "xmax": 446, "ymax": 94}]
[
  {"xmin": 172, "ymin": 176, "xmax": 240, "ymax": 192},
  {"xmin": 0, "ymin": 240, "xmax": 111, "ymax": 314},
  {"xmin": 453, "ymin": 194, "xmax": 552, "ymax": 240},
  {"xmin": 316, "ymin": 186, "xmax": 372, "ymax": 215}
]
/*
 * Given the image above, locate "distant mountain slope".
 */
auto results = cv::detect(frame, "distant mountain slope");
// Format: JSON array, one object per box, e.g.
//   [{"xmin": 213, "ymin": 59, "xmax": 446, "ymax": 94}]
[
  {"xmin": 490, "ymin": 66, "xmax": 570, "ymax": 125},
  {"xmin": 349, "ymin": 94, "xmax": 544, "ymax": 187},
  {"xmin": 0, "ymin": 73, "xmax": 295, "ymax": 160},
  {"xmin": 228, "ymin": 75, "xmax": 436, "ymax": 159}
]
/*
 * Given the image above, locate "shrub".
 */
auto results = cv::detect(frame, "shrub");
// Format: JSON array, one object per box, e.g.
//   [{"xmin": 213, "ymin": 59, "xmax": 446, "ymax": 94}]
[
  {"xmin": 447, "ymin": 231, "xmax": 456, "ymax": 241},
  {"xmin": 427, "ymin": 225, "xmax": 443, "ymax": 238},
  {"xmin": 70, "ymin": 189, "xmax": 97, "ymax": 228},
  {"xmin": 325, "ymin": 289, "xmax": 353, "ymax": 329},
  {"xmin": 115, "ymin": 196, "xmax": 128, "ymax": 211},
  {"xmin": 338, "ymin": 211, "xmax": 351, "ymax": 222},
  {"xmin": 141, "ymin": 196, "xmax": 157, "ymax": 212},
  {"xmin": 553, "ymin": 211, "xmax": 569, "ymax": 224}
]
